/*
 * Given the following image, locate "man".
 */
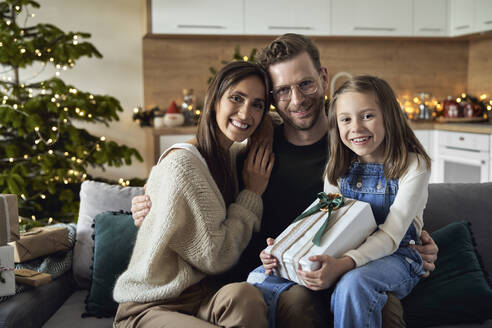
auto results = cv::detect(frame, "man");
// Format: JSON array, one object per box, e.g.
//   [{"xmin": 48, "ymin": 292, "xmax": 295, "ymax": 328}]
[{"xmin": 131, "ymin": 34, "xmax": 438, "ymax": 327}]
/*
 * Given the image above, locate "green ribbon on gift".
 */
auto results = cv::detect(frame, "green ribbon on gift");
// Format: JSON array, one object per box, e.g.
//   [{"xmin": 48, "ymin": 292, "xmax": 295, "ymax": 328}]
[{"xmin": 293, "ymin": 192, "xmax": 344, "ymax": 246}]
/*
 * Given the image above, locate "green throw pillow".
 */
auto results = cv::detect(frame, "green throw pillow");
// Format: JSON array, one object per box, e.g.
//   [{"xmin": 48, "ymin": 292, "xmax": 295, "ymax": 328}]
[
  {"xmin": 403, "ymin": 221, "xmax": 492, "ymax": 327},
  {"xmin": 83, "ymin": 211, "xmax": 138, "ymax": 317}
]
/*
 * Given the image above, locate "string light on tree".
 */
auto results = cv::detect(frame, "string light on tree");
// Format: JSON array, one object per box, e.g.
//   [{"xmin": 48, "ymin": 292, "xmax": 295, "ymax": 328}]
[{"xmin": 0, "ymin": 1, "xmax": 143, "ymax": 228}]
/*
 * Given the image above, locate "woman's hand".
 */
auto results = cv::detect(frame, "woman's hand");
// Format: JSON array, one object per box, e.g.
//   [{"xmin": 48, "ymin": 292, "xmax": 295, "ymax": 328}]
[
  {"xmin": 297, "ymin": 255, "xmax": 355, "ymax": 291},
  {"xmin": 249, "ymin": 113, "xmax": 274, "ymax": 150},
  {"xmin": 260, "ymin": 238, "xmax": 277, "ymax": 275},
  {"xmin": 242, "ymin": 142, "xmax": 274, "ymax": 195},
  {"xmin": 410, "ymin": 230, "xmax": 438, "ymax": 277}
]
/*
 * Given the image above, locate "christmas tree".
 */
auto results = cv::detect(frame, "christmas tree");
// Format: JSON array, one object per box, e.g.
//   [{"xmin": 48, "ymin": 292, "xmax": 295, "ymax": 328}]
[{"xmin": 0, "ymin": 0, "xmax": 142, "ymax": 227}]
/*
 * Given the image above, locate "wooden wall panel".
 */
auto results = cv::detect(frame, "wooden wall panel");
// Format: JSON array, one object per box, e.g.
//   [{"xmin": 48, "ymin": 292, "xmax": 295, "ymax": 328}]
[
  {"xmin": 143, "ymin": 36, "xmax": 469, "ymax": 109},
  {"xmin": 468, "ymin": 36, "xmax": 492, "ymax": 97}
]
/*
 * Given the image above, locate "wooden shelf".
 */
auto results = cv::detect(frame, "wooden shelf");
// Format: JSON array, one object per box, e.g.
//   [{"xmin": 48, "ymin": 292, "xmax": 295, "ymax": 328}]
[
  {"xmin": 145, "ymin": 126, "xmax": 198, "ymax": 172},
  {"xmin": 152, "ymin": 125, "xmax": 197, "ymax": 135}
]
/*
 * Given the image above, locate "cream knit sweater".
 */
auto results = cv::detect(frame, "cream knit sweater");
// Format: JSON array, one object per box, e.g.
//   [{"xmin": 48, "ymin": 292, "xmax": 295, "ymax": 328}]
[{"xmin": 113, "ymin": 143, "xmax": 262, "ymax": 303}]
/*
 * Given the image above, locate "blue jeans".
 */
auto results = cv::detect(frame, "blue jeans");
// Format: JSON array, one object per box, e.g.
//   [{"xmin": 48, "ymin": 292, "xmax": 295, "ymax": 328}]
[{"xmin": 332, "ymin": 162, "xmax": 425, "ymax": 327}]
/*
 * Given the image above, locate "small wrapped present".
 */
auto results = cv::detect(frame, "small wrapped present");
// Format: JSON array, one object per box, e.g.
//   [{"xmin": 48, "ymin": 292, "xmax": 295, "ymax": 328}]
[
  {"xmin": 0, "ymin": 245, "xmax": 15, "ymax": 297},
  {"xmin": 265, "ymin": 193, "xmax": 376, "ymax": 286},
  {"xmin": 0, "ymin": 194, "xmax": 20, "ymax": 245},
  {"xmin": 9, "ymin": 227, "xmax": 70, "ymax": 263},
  {"xmin": 15, "ymin": 269, "xmax": 52, "ymax": 287}
]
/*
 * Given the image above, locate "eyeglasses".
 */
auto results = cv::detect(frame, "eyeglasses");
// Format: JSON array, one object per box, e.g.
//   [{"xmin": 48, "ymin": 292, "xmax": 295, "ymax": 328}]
[{"xmin": 271, "ymin": 79, "xmax": 318, "ymax": 101}]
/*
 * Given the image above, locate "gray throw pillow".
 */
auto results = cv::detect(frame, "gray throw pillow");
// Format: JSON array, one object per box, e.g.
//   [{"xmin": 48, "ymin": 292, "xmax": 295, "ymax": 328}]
[{"xmin": 73, "ymin": 180, "xmax": 144, "ymax": 289}]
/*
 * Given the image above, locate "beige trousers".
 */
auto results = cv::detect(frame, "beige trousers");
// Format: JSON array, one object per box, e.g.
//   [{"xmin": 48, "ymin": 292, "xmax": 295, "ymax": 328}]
[
  {"xmin": 113, "ymin": 281, "xmax": 267, "ymax": 328},
  {"xmin": 276, "ymin": 284, "xmax": 406, "ymax": 328}
]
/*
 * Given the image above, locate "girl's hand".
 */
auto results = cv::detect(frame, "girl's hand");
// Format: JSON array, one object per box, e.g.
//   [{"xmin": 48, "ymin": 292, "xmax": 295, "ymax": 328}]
[
  {"xmin": 297, "ymin": 255, "xmax": 355, "ymax": 291},
  {"xmin": 259, "ymin": 238, "xmax": 277, "ymax": 275},
  {"xmin": 242, "ymin": 142, "xmax": 274, "ymax": 195}
]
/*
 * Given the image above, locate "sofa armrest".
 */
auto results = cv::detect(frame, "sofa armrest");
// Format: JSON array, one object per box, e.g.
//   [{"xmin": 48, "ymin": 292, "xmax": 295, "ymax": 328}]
[{"xmin": 0, "ymin": 271, "xmax": 75, "ymax": 328}]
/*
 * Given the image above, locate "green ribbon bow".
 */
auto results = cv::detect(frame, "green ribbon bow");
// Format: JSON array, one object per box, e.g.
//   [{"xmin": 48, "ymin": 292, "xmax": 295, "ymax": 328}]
[{"xmin": 293, "ymin": 192, "xmax": 344, "ymax": 246}]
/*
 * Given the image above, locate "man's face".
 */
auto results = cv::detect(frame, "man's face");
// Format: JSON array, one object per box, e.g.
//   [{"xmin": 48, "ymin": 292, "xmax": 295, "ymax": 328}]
[{"xmin": 268, "ymin": 52, "xmax": 328, "ymax": 131}]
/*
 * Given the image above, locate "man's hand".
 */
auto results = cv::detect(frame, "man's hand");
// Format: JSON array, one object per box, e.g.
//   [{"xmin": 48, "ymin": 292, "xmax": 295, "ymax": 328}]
[
  {"xmin": 410, "ymin": 230, "xmax": 438, "ymax": 277},
  {"xmin": 297, "ymin": 255, "xmax": 355, "ymax": 291},
  {"xmin": 131, "ymin": 190, "xmax": 151, "ymax": 227},
  {"xmin": 259, "ymin": 238, "xmax": 277, "ymax": 275}
]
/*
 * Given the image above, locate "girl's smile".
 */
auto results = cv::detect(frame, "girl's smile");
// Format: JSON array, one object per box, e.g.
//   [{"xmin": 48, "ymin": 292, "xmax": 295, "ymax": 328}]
[{"xmin": 336, "ymin": 91, "xmax": 386, "ymax": 163}]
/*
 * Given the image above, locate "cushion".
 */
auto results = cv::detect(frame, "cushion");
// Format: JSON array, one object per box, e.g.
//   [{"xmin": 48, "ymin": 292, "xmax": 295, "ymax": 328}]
[
  {"xmin": 403, "ymin": 221, "xmax": 492, "ymax": 327},
  {"xmin": 84, "ymin": 211, "xmax": 138, "ymax": 317},
  {"xmin": 73, "ymin": 180, "xmax": 143, "ymax": 289}
]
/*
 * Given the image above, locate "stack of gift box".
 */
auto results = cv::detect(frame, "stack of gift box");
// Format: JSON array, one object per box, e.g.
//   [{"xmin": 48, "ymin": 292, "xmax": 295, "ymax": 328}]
[
  {"xmin": 0, "ymin": 194, "xmax": 19, "ymax": 297},
  {"xmin": 1, "ymin": 194, "xmax": 72, "ymax": 295}
]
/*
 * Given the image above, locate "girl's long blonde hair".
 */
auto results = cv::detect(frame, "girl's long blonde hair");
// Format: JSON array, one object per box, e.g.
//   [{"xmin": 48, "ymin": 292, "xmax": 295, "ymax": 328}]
[{"xmin": 324, "ymin": 75, "xmax": 431, "ymax": 185}]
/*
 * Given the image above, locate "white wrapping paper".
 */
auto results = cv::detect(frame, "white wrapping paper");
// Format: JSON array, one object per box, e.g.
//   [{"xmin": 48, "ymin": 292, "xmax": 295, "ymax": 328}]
[{"xmin": 265, "ymin": 198, "xmax": 376, "ymax": 286}]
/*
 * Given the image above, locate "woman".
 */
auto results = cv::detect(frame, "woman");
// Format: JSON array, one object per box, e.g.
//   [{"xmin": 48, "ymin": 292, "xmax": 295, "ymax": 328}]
[{"xmin": 113, "ymin": 61, "xmax": 275, "ymax": 328}]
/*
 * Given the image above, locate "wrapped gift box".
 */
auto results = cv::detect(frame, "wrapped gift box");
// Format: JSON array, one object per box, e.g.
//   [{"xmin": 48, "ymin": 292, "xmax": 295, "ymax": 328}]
[
  {"xmin": 0, "ymin": 245, "xmax": 15, "ymax": 297},
  {"xmin": 9, "ymin": 227, "xmax": 70, "ymax": 263},
  {"xmin": 0, "ymin": 194, "xmax": 20, "ymax": 245},
  {"xmin": 15, "ymin": 268, "xmax": 52, "ymax": 287},
  {"xmin": 265, "ymin": 196, "xmax": 376, "ymax": 286}
]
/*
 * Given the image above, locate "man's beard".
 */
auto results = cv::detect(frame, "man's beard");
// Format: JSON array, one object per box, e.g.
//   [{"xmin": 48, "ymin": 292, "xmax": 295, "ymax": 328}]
[{"xmin": 277, "ymin": 94, "xmax": 325, "ymax": 131}]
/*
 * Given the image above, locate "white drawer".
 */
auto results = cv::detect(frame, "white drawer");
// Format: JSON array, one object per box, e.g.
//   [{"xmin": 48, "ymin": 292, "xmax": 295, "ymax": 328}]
[{"xmin": 438, "ymin": 131, "xmax": 490, "ymax": 152}]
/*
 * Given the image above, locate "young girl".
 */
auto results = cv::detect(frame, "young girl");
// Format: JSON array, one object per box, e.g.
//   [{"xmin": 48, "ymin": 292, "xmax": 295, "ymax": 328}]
[
  {"xmin": 112, "ymin": 61, "xmax": 275, "ymax": 328},
  {"xmin": 298, "ymin": 75, "xmax": 431, "ymax": 327}
]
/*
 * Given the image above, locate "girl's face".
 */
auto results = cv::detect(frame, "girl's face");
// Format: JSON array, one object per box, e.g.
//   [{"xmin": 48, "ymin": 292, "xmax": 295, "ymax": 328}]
[
  {"xmin": 336, "ymin": 91, "xmax": 386, "ymax": 163},
  {"xmin": 215, "ymin": 75, "xmax": 266, "ymax": 148}
]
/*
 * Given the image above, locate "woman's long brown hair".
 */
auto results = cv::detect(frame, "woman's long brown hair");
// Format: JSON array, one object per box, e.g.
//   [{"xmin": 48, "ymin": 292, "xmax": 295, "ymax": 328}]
[
  {"xmin": 196, "ymin": 61, "xmax": 271, "ymax": 205},
  {"xmin": 324, "ymin": 75, "xmax": 431, "ymax": 185}
]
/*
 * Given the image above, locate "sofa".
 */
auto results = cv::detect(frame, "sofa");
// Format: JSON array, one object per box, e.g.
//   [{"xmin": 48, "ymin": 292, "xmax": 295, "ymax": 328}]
[{"xmin": 0, "ymin": 181, "xmax": 491, "ymax": 328}]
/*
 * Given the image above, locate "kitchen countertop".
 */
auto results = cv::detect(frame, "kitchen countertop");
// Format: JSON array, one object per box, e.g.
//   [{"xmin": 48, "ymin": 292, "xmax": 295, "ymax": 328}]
[{"xmin": 409, "ymin": 120, "xmax": 492, "ymax": 134}]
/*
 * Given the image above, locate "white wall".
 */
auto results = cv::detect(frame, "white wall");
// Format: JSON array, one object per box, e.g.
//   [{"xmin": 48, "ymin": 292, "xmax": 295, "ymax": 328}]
[{"xmin": 19, "ymin": 0, "xmax": 148, "ymax": 180}]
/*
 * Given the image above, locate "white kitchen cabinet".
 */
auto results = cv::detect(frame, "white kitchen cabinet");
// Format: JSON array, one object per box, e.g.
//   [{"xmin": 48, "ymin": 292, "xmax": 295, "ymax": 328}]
[
  {"xmin": 244, "ymin": 0, "xmax": 330, "ymax": 36},
  {"xmin": 414, "ymin": 129, "xmax": 437, "ymax": 182},
  {"xmin": 413, "ymin": 0, "xmax": 448, "ymax": 36},
  {"xmin": 449, "ymin": 0, "xmax": 476, "ymax": 36},
  {"xmin": 475, "ymin": 0, "xmax": 492, "ymax": 33},
  {"xmin": 151, "ymin": 0, "xmax": 244, "ymax": 35},
  {"xmin": 435, "ymin": 130, "xmax": 490, "ymax": 183},
  {"xmin": 331, "ymin": 0, "xmax": 412, "ymax": 36}
]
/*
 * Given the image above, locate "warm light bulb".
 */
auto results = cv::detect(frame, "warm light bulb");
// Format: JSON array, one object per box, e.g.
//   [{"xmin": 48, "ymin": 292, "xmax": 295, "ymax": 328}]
[
  {"xmin": 243, "ymin": 56, "xmax": 248, "ymax": 61},
  {"xmin": 100, "ymin": 136, "xmax": 106, "ymax": 141},
  {"xmin": 40, "ymin": 194, "xmax": 46, "ymax": 199}
]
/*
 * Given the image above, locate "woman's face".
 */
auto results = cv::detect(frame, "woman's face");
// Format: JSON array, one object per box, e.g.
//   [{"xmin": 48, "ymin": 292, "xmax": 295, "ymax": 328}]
[{"xmin": 215, "ymin": 75, "xmax": 266, "ymax": 148}]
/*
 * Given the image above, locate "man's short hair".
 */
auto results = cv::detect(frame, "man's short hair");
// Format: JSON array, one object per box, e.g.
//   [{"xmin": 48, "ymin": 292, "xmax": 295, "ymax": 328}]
[{"xmin": 258, "ymin": 33, "xmax": 321, "ymax": 71}]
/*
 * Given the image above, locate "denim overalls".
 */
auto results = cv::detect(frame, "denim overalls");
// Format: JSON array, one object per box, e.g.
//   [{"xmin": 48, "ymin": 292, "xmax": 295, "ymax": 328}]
[
  {"xmin": 331, "ymin": 162, "xmax": 425, "ymax": 328},
  {"xmin": 247, "ymin": 162, "xmax": 425, "ymax": 328}
]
